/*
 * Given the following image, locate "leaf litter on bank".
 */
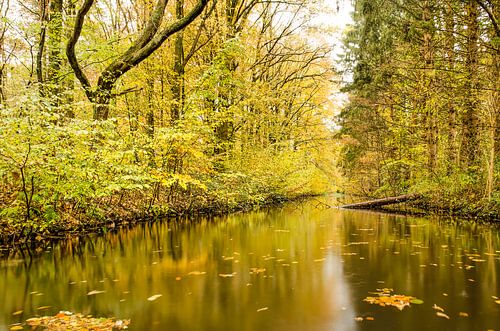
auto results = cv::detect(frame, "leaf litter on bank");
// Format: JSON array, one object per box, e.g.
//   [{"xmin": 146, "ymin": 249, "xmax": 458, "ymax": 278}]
[{"xmin": 25, "ymin": 311, "xmax": 130, "ymax": 330}]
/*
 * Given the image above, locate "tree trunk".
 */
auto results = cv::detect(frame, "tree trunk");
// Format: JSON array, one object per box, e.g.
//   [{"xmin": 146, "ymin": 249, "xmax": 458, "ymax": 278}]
[
  {"xmin": 493, "ymin": 3, "xmax": 500, "ymax": 156},
  {"xmin": 461, "ymin": 0, "xmax": 480, "ymax": 168},
  {"xmin": 444, "ymin": 2, "xmax": 458, "ymax": 171},
  {"xmin": 341, "ymin": 194, "xmax": 421, "ymax": 210},
  {"xmin": 170, "ymin": 0, "xmax": 185, "ymax": 125},
  {"xmin": 48, "ymin": 0, "xmax": 63, "ymax": 106},
  {"xmin": 146, "ymin": 75, "xmax": 155, "ymax": 138},
  {"xmin": 0, "ymin": 37, "xmax": 4, "ymax": 104},
  {"xmin": 422, "ymin": 0, "xmax": 437, "ymax": 170},
  {"xmin": 36, "ymin": 0, "xmax": 49, "ymax": 95},
  {"xmin": 93, "ymin": 81, "xmax": 113, "ymax": 120}
]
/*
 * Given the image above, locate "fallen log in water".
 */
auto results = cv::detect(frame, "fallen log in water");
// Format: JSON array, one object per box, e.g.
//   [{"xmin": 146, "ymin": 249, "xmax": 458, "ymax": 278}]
[{"xmin": 341, "ymin": 194, "xmax": 421, "ymax": 210}]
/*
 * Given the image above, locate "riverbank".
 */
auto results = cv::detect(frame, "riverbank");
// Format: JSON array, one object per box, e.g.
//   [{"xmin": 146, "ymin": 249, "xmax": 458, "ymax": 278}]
[
  {"xmin": 0, "ymin": 106, "xmax": 337, "ymax": 253},
  {"xmin": 340, "ymin": 193, "xmax": 500, "ymax": 221},
  {"xmin": 0, "ymin": 190, "xmax": 319, "ymax": 253}
]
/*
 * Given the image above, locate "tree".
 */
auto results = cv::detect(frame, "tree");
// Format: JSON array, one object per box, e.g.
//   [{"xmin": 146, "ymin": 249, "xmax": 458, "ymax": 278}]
[{"xmin": 66, "ymin": 0, "xmax": 209, "ymax": 120}]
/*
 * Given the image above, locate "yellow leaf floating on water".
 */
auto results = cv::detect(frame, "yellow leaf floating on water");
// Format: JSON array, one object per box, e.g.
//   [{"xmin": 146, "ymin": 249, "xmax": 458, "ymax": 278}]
[
  {"xmin": 36, "ymin": 306, "xmax": 51, "ymax": 310},
  {"xmin": 12, "ymin": 311, "xmax": 23, "ymax": 316},
  {"xmin": 188, "ymin": 271, "xmax": 206, "ymax": 276},
  {"xmin": 87, "ymin": 290, "xmax": 105, "ymax": 296},
  {"xmin": 9, "ymin": 326, "xmax": 23, "ymax": 330},
  {"xmin": 459, "ymin": 312, "xmax": 469, "ymax": 317},
  {"xmin": 432, "ymin": 304, "xmax": 445, "ymax": 313},
  {"xmin": 218, "ymin": 272, "xmax": 237, "ymax": 278},
  {"xmin": 363, "ymin": 289, "xmax": 422, "ymax": 311},
  {"xmin": 436, "ymin": 312, "xmax": 450, "ymax": 319},
  {"xmin": 26, "ymin": 311, "xmax": 129, "ymax": 330},
  {"xmin": 256, "ymin": 307, "xmax": 268, "ymax": 312},
  {"xmin": 495, "ymin": 300, "xmax": 500, "ymax": 305},
  {"xmin": 147, "ymin": 294, "xmax": 162, "ymax": 301},
  {"xmin": 250, "ymin": 268, "xmax": 266, "ymax": 275}
]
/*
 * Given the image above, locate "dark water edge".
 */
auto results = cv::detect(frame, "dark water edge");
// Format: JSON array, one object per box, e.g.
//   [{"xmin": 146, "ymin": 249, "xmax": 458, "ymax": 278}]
[
  {"xmin": 0, "ymin": 193, "xmax": 308, "ymax": 256},
  {"xmin": 1, "ymin": 198, "xmax": 499, "ymax": 331}
]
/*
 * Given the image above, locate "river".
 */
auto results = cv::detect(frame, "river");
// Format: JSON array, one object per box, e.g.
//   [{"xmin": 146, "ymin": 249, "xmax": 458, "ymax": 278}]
[{"xmin": 1, "ymin": 199, "xmax": 499, "ymax": 330}]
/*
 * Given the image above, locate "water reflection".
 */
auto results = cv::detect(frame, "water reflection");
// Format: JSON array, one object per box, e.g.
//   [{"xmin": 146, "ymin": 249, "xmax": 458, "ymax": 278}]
[{"xmin": 1, "ymin": 202, "xmax": 499, "ymax": 331}]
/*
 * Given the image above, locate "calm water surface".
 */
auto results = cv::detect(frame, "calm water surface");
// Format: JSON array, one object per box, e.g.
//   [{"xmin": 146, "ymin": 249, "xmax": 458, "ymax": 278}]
[{"xmin": 1, "ymin": 200, "xmax": 500, "ymax": 330}]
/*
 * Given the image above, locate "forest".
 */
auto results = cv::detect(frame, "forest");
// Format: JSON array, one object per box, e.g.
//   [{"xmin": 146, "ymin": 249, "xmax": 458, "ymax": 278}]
[
  {"xmin": 0, "ymin": 0, "xmax": 499, "ymax": 243},
  {"xmin": 340, "ymin": 0, "xmax": 500, "ymax": 217}
]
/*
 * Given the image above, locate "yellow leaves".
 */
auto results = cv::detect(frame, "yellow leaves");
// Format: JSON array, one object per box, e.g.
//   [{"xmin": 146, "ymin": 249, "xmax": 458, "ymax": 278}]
[
  {"xmin": 25, "ymin": 311, "xmax": 130, "ymax": 330},
  {"xmin": 218, "ymin": 272, "xmax": 237, "ymax": 278},
  {"xmin": 433, "ymin": 304, "xmax": 451, "ymax": 319},
  {"xmin": 151, "ymin": 173, "xmax": 207, "ymax": 191},
  {"xmin": 12, "ymin": 310, "xmax": 23, "ymax": 316},
  {"xmin": 147, "ymin": 294, "xmax": 162, "ymax": 301},
  {"xmin": 188, "ymin": 271, "xmax": 206, "ymax": 276},
  {"xmin": 432, "ymin": 304, "xmax": 444, "ymax": 312},
  {"xmin": 87, "ymin": 290, "xmax": 105, "ymax": 296},
  {"xmin": 36, "ymin": 306, "xmax": 51, "ymax": 310},
  {"xmin": 249, "ymin": 268, "xmax": 266, "ymax": 275},
  {"xmin": 256, "ymin": 307, "xmax": 268, "ymax": 312},
  {"xmin": 459, "ymin": 312, "xmax": 469, "ymax": 317},
  {"xmin": 363, "ymin": 289, "xmax": 422, "ymax": 311},
  {"xmin": 9, "ymin": 326, "xmax": 23, "ymax": 331},
  {"xmin": 436, "ymin": 312, "xmax": 450, "ymax": 319}
]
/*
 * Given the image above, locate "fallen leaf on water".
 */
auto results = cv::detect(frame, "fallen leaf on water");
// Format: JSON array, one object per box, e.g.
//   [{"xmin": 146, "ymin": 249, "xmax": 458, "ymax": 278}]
[
  {"xmin": 354, "ymin": 317, "xmax": 363, "ymax": 322},
  {"xmin": 365, "ymin": 316, "xmax": 375, "ymax": 321},
  {"xmin": 218, "ymin": 273, "xmax": 237, "ymax": 278},
  {"xmin": 9, "ymin": 326, "xmax": 23, "ymax": 331},
  {"xmin": 432, "ymin": 304, "xmax": 445, "ymax": 312},
  {"xmin": 314, "ymin": 258, "xmax": 325, "ymax": 262},
  {"xmin": 459, "ymin": 312, "xmax": 469, "ymax": 317},
  {"xmin": 256, "ymin": 307, "xmax": 268, "ymax": 312},
  {"xmin": 495, "ymin": 300, "xmax": 500, "ymax": 305},
  {"xmin": 436, "ymin": 312, "xmax": 450, "ymax": 319},
  {"xmin": 250, "ymin": 268, "xmax": 266, "ymax": 274},
  {"xmin": 363, "ymin": 289, "xmax": 421, "ymax": 310},
  {"xmin": 188, "ymin": 271, "xmax": 206, "ymax": 276},
  {"xmin": 12, "ymin": 311, "xmax": 23, "ymax": 316},
  {"xmin": 147, "ymin": 294, "xmax": 162, "ymax": 301},
  {"xmin": 175, "ymin": 276, "xmax": 182, "ymax": 281},
  {"xmin": 26, "ymin": 311, "xmax": 129, "ymax": 330},
  {"xmin": 87, "ymin": 290, "xmax": 105, "ymax": 296},
  {"xmin": 36, "ymin": 306, "xmax": 51, "ymax": 310}
]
